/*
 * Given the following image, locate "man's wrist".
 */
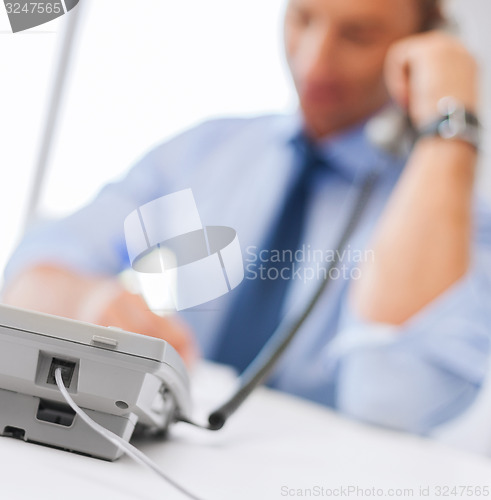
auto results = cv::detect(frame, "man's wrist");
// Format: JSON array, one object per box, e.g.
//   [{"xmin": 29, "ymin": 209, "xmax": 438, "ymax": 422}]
[
  {"xmin": 415, "ymin": 97, "xmax": 481, "ymax": 152},
  {"xmin": 410, "ymin": 135, "xmax": 478, "ymax": 187},
  {"xmin": 416, "ymin": 134, "xmax": 478, "ymax": 158}
]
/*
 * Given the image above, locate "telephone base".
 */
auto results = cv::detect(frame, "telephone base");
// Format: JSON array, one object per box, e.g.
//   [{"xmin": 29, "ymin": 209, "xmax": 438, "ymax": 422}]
[{"xmin": 0, "ymin": 388, "xmax": 137, "ymax": 461}]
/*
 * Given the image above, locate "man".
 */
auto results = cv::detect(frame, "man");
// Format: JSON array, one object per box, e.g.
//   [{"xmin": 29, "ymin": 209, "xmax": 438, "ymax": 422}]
[{"xmin": 3, "ymin": 0, "xmax": 491, "ymax": 434}]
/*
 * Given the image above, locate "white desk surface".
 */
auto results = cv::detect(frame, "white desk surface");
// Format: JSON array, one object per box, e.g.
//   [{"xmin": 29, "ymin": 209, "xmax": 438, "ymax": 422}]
[{"xmin": 2, "ymin": 362, "xmax": 490, "ymax": 500}]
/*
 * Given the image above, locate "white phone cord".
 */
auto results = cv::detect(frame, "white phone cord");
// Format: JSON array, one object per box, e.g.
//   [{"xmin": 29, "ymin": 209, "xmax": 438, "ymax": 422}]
[{"xmin": 54, "ymin": 368, "xmax": 206, "ymax": 500}]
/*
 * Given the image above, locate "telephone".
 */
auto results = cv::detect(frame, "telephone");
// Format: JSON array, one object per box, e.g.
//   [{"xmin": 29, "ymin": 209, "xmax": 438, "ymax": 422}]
[
  {"xmin": 365, "ymin": 104, "xmax": 417, "ymax": 157},
  {"xmin": 0, "ymin": 303, "xmax": 190, "ymax": 461}
]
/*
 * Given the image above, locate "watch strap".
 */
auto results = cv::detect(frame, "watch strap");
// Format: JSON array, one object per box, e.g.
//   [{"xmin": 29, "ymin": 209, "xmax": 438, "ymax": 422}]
[{"xmin": 416, "ymin": 97, "xmax": 481, "ymax": 151}]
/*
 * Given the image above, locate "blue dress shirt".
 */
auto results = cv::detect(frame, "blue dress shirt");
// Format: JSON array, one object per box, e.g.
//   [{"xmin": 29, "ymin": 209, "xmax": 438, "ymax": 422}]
[{"xmin": 4, "ymin": 113, "xmax": 491, "ymax": 435}]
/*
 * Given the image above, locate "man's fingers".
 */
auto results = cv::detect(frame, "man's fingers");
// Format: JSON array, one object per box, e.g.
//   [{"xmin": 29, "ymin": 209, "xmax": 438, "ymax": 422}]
[
  {"xmin": 151, "ymin": 315, "xmax": 200, "ymax": 367},
  {"xmin": 94, "ymin": 290, "xmax": 199, "ymax": 367},
  {"xmin": 384, "ymin": 31, "xmax": 478, "ymax": 127},
  {"xmin": 384, "ymin": 39, "xmax": 414, "ymax": 111}
]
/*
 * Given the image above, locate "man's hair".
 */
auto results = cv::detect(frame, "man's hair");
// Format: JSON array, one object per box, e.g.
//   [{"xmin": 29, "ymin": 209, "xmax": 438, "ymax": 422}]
[{"xmin": 418, "ymin": 0, "xmax": 445, "ymax": 31}]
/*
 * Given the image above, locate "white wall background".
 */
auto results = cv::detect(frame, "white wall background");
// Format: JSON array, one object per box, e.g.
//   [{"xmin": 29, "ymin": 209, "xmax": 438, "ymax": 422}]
[
  {"xmin": 0, "ymin": 0, "xmax": 490, "ymax": 282},
  {"xmin": 447, "ymin": 0, "xmax": 491, "ymax": 197}
]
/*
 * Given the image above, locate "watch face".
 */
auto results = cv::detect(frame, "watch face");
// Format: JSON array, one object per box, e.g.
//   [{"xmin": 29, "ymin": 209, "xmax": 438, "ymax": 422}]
[
  {"xmin": 420, "ymin": 98, "xmax": 481, "ymax": 150},
  {"xmin": 438, "ymin": 118, "xmax": 463, "ymax": 139}
]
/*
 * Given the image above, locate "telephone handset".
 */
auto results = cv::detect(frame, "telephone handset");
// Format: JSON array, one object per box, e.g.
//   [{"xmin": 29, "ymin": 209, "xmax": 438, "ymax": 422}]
[{"xmin": 365, "ymin": 104, "xmax": 417, "ymax": 157}]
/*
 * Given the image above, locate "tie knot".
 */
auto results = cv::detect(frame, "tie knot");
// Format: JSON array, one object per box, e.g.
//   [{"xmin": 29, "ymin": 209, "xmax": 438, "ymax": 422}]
[{"xmin": 291, "ymin": 132, "xmax": 329, "ymax": 176}]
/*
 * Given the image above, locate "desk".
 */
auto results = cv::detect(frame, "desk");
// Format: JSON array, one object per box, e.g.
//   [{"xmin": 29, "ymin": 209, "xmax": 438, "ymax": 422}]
[{"xmin": 2, "ymin": 362, "xmax": 490, "ymax": 500}]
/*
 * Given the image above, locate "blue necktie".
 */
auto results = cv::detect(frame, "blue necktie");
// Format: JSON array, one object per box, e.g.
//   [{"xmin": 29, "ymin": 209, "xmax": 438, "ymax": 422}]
[{"xmin": 211, "ymin": 134, "xmax": 328, "ymax": 373}]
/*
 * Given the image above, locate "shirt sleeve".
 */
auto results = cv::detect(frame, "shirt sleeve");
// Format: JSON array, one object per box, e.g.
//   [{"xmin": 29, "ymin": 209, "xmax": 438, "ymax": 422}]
[
  {"xmin": 323, "ymin": 197, "xmax": 491, "ymax": 435},
  {"xmin": 2, "ymin": 119, "xmax": 229, "ymax": 286}
]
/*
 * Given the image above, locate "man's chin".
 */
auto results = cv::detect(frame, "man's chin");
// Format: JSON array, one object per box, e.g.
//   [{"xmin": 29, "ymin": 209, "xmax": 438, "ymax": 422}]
[{"xmin": 301, "ymin": 107, "xmax": 359, "ymax": 138}]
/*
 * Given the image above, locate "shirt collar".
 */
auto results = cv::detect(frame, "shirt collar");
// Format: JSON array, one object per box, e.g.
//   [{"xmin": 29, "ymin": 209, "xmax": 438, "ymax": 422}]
[{"xmin": 282, "ymin": 109, "xmax": 405, "ymax": 184}]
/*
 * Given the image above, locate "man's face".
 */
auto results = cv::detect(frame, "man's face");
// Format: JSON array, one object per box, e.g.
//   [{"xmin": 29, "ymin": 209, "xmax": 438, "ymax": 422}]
[{"xmin": 284, "ymin": 0, "xmax": 423, "ymax": 137}]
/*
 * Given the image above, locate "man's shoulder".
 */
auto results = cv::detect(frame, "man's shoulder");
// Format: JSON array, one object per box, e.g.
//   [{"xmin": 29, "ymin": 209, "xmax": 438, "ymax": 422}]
[
  {"xmin": 195, "ymin": 113, "xmax": 295, "ymax": 133},
  {"xmin": 131, "ymin": 113, "xmax": 299, "ymax": 181},
  {"xmin": 164, "ymin": 113, "xmax": 297, "ymax": 149}
]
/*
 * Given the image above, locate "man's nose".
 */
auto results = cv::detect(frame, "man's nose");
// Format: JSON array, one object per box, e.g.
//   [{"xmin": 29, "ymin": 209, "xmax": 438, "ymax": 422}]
[{"xmin": 299, "ymin": 29, "xmax": 340, "ymax": 82}]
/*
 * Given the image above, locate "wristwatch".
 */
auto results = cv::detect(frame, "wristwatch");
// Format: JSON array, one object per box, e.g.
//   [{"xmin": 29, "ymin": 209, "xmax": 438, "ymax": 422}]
[{"xmin": 417, "ymin": 97, "xmax": 481, "ymax": 151}]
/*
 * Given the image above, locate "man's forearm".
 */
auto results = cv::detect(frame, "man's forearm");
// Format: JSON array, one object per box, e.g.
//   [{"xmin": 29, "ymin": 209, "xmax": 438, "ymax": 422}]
[{"xmin": 352, "ymin": 137, "xmax": 476, "ymax": 324}]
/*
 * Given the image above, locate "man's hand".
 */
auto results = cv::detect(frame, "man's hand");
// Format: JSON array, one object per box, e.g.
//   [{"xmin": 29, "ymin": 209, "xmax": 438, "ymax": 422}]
[
  {"xmin": 2, "ymin": 265, "xmax": 199, "ymax": 367},
  {"xmin": 385, "ymin": 31, "xmax": 478, "ymax": 128},
  {"xmin": 77, "ymin": 281, "xmax": 199, "ymax": 367}
]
